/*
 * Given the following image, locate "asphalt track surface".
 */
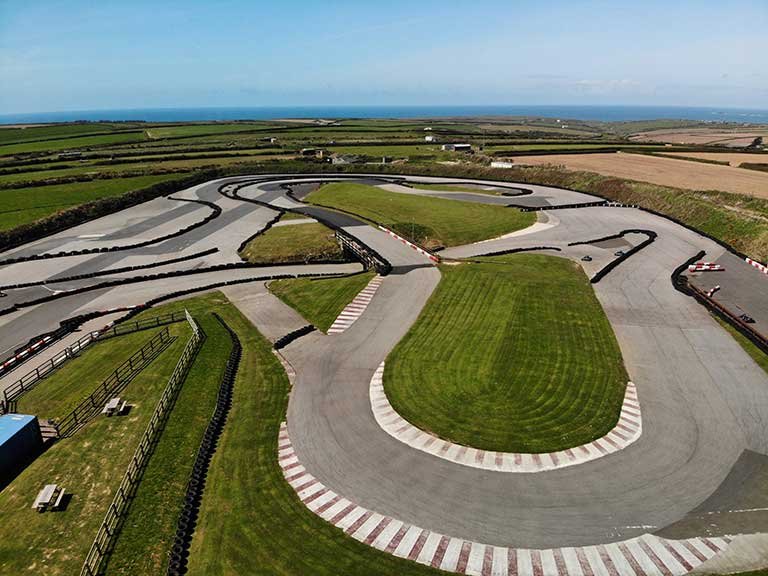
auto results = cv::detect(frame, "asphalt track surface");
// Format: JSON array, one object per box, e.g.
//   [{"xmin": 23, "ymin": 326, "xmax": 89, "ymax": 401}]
[{"xmin": 1, "ymin": 173, "xmax": 767, "ymax": 572}]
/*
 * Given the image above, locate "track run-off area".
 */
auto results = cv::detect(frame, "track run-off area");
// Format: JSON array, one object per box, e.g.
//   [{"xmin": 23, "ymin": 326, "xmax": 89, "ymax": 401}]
[{"xmin": 1, "ymin": 173, "xmax": 767, "ymax": 575}]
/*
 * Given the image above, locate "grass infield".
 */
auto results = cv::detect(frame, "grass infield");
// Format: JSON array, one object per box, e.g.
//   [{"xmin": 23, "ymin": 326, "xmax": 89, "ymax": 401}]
[
  {"xmin": 305, "ymin": 182, "xmax": 535, "ymax": 249},
  {"xmin": 384, "ymin": 254, "xmax": 628, "ymax": 453},
  {"xmin": 239, "ymin": 218, "xmax": 344, "ymax": 265},
  {"xmin": 269, "ymin": 271, "xmax": 376, "ymax": 332}
]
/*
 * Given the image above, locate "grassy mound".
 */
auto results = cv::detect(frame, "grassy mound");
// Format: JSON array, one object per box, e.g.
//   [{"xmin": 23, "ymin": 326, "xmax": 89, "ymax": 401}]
[
  {"xmin": 239, "ymin": 218, "xmax": 344, "ymax": 264},
  {"xmin": 269, "ymin": 271, "xmax": 376, "ymax": 332},
  {"xmin": 384, "ymin": 254, "xmax": 628, "ymax": 453},
  {"xmin": 105, "ymin": 295, "xmax": 234, "ymax": 575},
  {"xmin": 305, "ymin": 182, "xmax": 534, "ymax": 249}
]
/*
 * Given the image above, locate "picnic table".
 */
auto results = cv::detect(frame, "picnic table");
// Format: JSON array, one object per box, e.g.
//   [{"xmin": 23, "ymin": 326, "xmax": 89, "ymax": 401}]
[
  {"xmin": 102, "ymin": 397, "xmax": 126, "ymax": 416},
  {"xmin": 32, "ymin": 484, "xmax": 64, "ymax": 512}
]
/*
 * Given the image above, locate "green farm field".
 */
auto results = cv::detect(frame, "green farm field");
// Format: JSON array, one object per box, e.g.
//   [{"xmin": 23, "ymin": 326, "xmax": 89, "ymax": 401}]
[
  {"xmin": 0, "ymin": 173, "xmax": 184, "ymax": 231},
  {"xmin": 0, "ymin": 131, "xmax": 148, "ymax": 156},
  {"xmin": 384, "ymin": 254, "xmax": 628, "ymax": 453}
]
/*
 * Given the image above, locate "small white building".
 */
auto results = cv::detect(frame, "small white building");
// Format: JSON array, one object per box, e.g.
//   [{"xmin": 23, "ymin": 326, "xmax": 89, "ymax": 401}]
[
  {"xmin": 490, "ymin": 160, "xmax": 514, "ymax": 169},
  {"xmin": 441, "ymin": 143, "xmax": 472, "ymax": 152},
  {"xmin": 424, "ymin": 127, "xmax": 432, "ymax": 131},
  {"xmin": 425, "ymin": 135, "xmax": 436, "ymax": 142}
]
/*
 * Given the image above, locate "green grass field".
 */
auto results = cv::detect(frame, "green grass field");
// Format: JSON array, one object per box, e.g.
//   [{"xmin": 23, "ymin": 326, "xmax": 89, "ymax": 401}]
[
  {"xmin": 145, "ymin": 123, "xmax": 276, "ymax": 139},
  {"xmin": 305, "ymin": 182, "xmax": 535, "ymax": 249},
  {"xmin": 0, "ymin": 123, "xmax": 131, "ymax": 145},
  {"xmin": 105, "ymin": 298, "xmax": 233, "ymax": 575},
  {"xmin": 184, "ymin": 292, "xmax": 444, "ymax": 576},
  {"xmin": 239, "ymin": 218, "xmax": 344, "ymax": 264},
  {"xmin": 269, "ymin": 271, "xmax": 375, "ymax": 332},
  {"xmin": 384, "ymin": 254, "xmax": 628, "ymax": 453},
  {"xmin": 328, "ymin": 144, "xmax": 451, "ymax": 158},
  {"xmin": 0, "ymin": 323, "xmax": 191, "ymax": 576},
  {"xmin": 16, "ymin": 327, "xmax": 173, "ymax": 420},
  {"xmin": 0, "ymin": 132, "xmax": 147, "ymax": 156},
  {"xmin": 0, "ymin": 173, "xmax": 184, "ymax": 231}
]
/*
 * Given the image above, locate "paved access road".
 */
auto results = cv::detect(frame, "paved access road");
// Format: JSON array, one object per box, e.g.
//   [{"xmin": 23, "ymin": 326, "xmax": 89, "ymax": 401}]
[{"xmin": 1, "ymin": 173, "xmax": 767, "ymax": 573}]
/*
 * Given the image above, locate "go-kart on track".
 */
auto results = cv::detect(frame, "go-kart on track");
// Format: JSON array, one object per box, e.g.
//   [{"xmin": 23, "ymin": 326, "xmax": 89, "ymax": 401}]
[{"xmin": 1, "ymin": 173, "xmax": 767, "ymax": 575}]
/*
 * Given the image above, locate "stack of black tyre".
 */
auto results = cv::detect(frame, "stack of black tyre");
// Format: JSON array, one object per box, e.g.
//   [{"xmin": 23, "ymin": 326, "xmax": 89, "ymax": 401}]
[{"xmin": 167, "ymin": 313, "xmax": 242, "ymax": 576}]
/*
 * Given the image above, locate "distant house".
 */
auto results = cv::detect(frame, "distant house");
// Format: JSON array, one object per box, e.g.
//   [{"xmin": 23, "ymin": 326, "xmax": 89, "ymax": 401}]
[
  {"xmin": 300, "ymin": 148, "xmax": 317, "ymax": 156},
  {"xmin": 490, "ymin": 160, "xmax": 514, "ymax": 169},
  {"xmin": 331, "ymin": 154, "xmax": 364, "ymax": 165},
  {"xmin": 441, "ymin": 143, "xmax": 472, "ymax": 152},
  {"xmin": 424, "ymin": 135, "xmax": 436, "ymax": 142},
  {"xmin": 262, "ymin": 137, "xmax": 277, "ymax": 144},
  {"xmin": 424, "ymin": 127, "xmax": 432, "ymax": 131}
]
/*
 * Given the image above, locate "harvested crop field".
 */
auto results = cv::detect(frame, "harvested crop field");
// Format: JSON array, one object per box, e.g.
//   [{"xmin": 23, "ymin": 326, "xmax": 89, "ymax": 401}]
[
  {"xmin": 630, "ymin": 127, "xmax": 768, "ymax": 146},
  {"xmin": 515, "ymin": 152, "xmax": 768, "ymax": 197},
  {"xmin": 661, "ymin": 151, "xmax": 768, "ymax": 167}
]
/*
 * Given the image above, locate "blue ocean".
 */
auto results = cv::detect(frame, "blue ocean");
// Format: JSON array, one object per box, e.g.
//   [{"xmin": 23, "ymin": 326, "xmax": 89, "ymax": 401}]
[{"xmin": 1, "ymin": 105, "xmax": 767, "ymax": 125}]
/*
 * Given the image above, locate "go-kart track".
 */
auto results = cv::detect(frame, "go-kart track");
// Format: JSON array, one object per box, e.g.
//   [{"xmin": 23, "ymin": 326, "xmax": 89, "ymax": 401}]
[{"xmin": 1, "ymin": 173, "xmax": 767, "ymax": 576}]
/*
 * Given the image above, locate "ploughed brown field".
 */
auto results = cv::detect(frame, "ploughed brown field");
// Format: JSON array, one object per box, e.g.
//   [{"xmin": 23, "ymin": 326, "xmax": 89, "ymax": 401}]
[
  {"xmin": 515, "ymin": 152, "xmax": 768, "ymax": 197},
  {"xmin": 662, "ymin": 151, "xmax": 768, "ymax": 167},
  {"xmin": 630, "ymin": 127, "xmax": 768, "ymax": 146}
]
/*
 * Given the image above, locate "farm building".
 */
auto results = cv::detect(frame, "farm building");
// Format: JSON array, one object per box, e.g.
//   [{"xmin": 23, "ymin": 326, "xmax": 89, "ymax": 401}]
[
  {"xmin": 491, "ymin": 160, "xmax": 514, "ymax": 169},
  {"xmin": 441, "ymin": 143, "xmax": 472, "ymax": 152},
  {"xmin": 425, "ymin": 135, "xmax": 436, "ymax": 142},
  {"xmin": 331, "ymin": 154, "xmax": 364, "ymax": 165},
  {"xmin": 0, "ymin": 414, "xmax": 43, "ymax": 484}
]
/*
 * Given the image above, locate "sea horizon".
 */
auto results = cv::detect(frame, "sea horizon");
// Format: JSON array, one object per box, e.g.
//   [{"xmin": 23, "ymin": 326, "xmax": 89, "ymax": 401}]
[{"xmin": 2, "ymin": 104, "xmax": 768, "ymax": 125}]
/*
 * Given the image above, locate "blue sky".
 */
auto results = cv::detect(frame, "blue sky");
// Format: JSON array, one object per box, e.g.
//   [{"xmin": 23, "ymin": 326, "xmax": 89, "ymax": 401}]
[{"xmin": 1, "ymin": 0, "xmax": 766, "ymax": 114}]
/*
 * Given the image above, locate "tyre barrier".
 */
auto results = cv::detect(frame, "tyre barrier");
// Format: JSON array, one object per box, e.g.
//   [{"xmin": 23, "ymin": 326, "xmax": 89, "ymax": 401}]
[
  {"xmin": 398, "ymin": 180, "xmax": 534, "ymax": 198},
  {"xmin": 114, "ymin": 270, "xmax": 355, "ymax": 326},
  {"xmin": 0, "ymin": 196, "xmax": 222, "ymax": 267},
  {"xmin": 567, "ymin": 229, "xmax": 655, "ymax": 247},
  {"xmin": 0, "ymin": 261, "xmax": 328, "ymax": 318},
  {"xmin": 515, "ymin": 200, "xmax": 609, "ymax": 212},
  {"xmin": 223, "ymin": 178, "xmax": 393, "ymax": 275},
  {"xmin": 166, "ymin": 313, "xmax": 241, "ymax": 576},
  {"xmin": 0, "ymin": 309, "xmax": 105, "ymax": 379},
  {"xmin": 236, "ymin": 211, "xmax": 283, "ymax": 254},
  {"xmin": 0, "ymin": 247, "xmax": 219, "ymax": 291},
  {"xmin": 672, "ymin": 250, "xmax": 768, "ymax": 356},
  {"xmin": 273, "ymin": 324, "xmax": 316, "ymax": 350},
  {"xmin": 466, "ymin": 245, "xmax": 562, "ymax": 259},
  {"xmin": 583, "ymin": 230, "xmax": 658, "ymax": 284}
]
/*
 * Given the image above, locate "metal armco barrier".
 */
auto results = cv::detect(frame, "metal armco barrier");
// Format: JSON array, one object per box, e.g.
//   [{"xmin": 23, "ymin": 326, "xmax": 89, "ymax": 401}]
[
  {"xmin": 54, "ymin": 327, "xmax": 173, "ymax": 438},
  {"xmin": 1, "ymin": 311, "xmax": 187, "ymax": 414},
  {"xmin": 80, "ymin": 311, "xmax": 203, "ymax": 576},
  {"xmin": 335, "ymin": 230, "xmax": 390, "ymax": 273}
]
